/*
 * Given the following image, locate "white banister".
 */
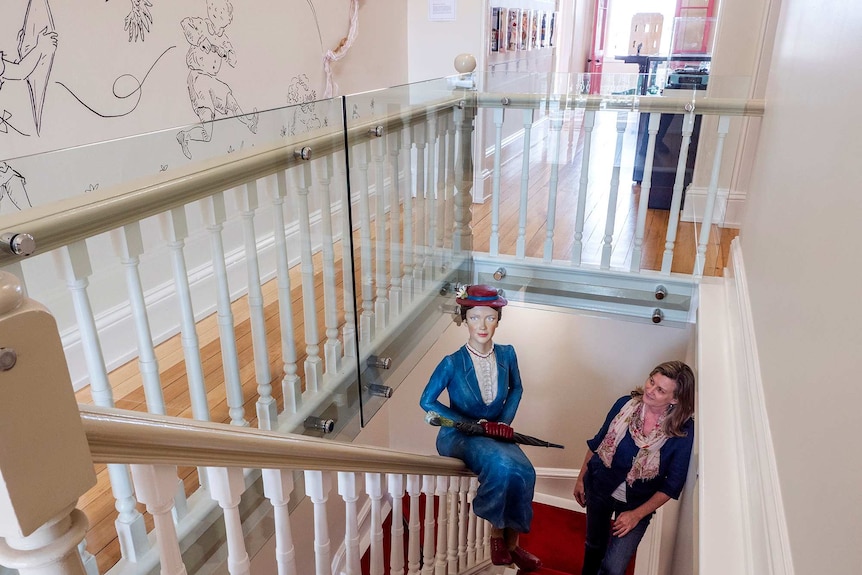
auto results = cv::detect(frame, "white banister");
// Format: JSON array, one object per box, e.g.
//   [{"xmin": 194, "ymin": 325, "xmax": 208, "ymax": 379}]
[
  {"xmin": 661, "ymin": 111, "xmax": 696, "ymax": 274},
  {"xmin": 425, "ymin": 111, "xmax": 438, "ymax": 282},
  {"xmin": 337, "ymin": 149, "xmax": 358, "ymax": 357},
  {"xmin": 304, "ymin": 471, "xmax": 333, "ymax": 575},
  {"xmin": 435, "ymin": 113, "xmax": 449, "ymax": 272},
  {"xmin": 161, "ymin": 207, "xmax": 210, "ymax": 422},
  {"xmin": 337, "ymin": 472, "xmax": 362, "ymax": 575},
  {"xmin": 206, "ymin": 467, "xmax": 251, "ymax": 575},
  {"xmin": 356, "ymin": 140, "xmax": 376, "ymax": 342},
  {"xmin": 387, "ymin": 474, "xmax": 406, "ymax": 575},
  {"xmin": 600, "ymin": 112, "xmax": 630, "ymax": 270},
  {"xmin": 270, "ymin": 172, "xmax": 302, "ymax": 413},
  {"xmin": 490, "ymin": 107, "xmax": 505, "ymax": 256},
  {"xmin": 516, "ymin": 108, "xmax": 535, "ymax": 259},
  {"xmin": 237, "ymin": 180, "xmax": 276, "ymax": 430},
  {"xmin": 406, "ymin": 475, "xmax": 422, "ymax": 575},
  {"xmin": 387, "ymin": 129, "xmax": 404, "ymax": 317},
  {"xmin": 261, "ymin": 469, "xmax": 298, "ymax": 575},
  {"xmin": 366, "ymin": 473, "xmax": 385, "ymax": 575},
  {"xmin": 400, "ymin": 128, "xmax": 416, "ymax": 306},
  {"xmin": 457, "ymin": 477, "xmax": 469, "ymax": 571},
  {"xmin": 201, "ymin": 193, "xmax": 247, "ymax": 427},
  {"xmin": 413, "ymin": 122, "xmax": 427, "ymax": 291},
  {"xmin": 695, "ymin": 115, "xmax": 731, "ymax": 278},
  {"xmin": 572, "ymin": 110, "xmax": 596, "ymax": 265},
  {"xmin": 453, "ymin": 103, "xmax": 475, "ymax": 253},
  {"xmin": 115, "ymin": 222, "xmax": 191, "ymax": 516},
  {"xmin": 631, "ymin": 113, "xmax": 661, "ymax": 272},
  {"xmin": 466, "ymin": 478, "xmax": 478, "ymax": 566},
  {"xmin": 543, "ymin": 101, "xmax": 565, "ymax": 262},
  {"xmin": 446, "ymin": 477, "xmax": 459, "ymax": 573},
  {"xmin": 442, "ymin": 111, "xmax": 457, "ymax": 253},
  {"xmin": 129, "ymin": 465, "xmax": 186, "ymax": 575},
  {"xmin": 60, "ymin": 242, "xmax": 149, "ymax": 562},
  {"xmin": 293, "ymin": 162, "xmax": 323, "ymax": 392},
  {"xmin": 420, "ymin": 475, "xmax": 435, "ymax": 575},
  {"xmin": 113, "ymin": 222, "xmax": 165, "ymax": 415},
  {"xmin": 316, "ymin": 155, "xmax": 344, "ymax": 374},
  {"xmin": 373, "ymin": 135, "xmax": 390, "ymax": 332},
  {"xmin": 433, "ymin": 476, "xmax": 448, "ymax": 575}
]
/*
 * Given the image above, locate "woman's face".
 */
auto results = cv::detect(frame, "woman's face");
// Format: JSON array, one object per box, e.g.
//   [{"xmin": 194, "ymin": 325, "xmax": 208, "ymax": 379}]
[
  {"xmin": 464, "ymin": 306, "xmax": 499, "ymax": 350},
  {"xmin": 643, "ymin": 372, "xmax": 678, "ymax": 412}
]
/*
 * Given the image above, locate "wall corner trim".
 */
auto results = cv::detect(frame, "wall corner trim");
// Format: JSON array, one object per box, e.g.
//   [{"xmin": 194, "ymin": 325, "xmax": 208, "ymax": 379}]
[{"xmin": 696, "ymin": 239, "xmax": 795, "ymax": 575}]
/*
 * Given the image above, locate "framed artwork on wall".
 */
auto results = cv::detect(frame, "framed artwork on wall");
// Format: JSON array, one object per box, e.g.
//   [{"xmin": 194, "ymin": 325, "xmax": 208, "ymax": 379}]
[{"xmin": 507, "ymin": 9, "xmax": 521, "ymax": 51}]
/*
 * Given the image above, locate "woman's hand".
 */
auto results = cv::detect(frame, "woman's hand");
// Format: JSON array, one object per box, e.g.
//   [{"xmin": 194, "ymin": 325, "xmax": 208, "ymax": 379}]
[
  {"xmin": 573, "ymin": 477, "xmax": 586, "ymax": 508},
  {"xmin": 611, "ymin": 510, "xmax": 643, "ymax": 537},
  {"xmin": 481, "ymin": 421, "xmax": 514, "ymax": 440}
]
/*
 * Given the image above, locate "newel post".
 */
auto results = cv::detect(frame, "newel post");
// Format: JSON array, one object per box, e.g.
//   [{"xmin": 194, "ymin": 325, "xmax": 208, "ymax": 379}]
[
  {"xmin": 453, "ymin": 54, "xmax": 477, "ymax": 255},
  {"xmin": 0, "ymin": 270, "xmax": 97, "ymax": 575}
]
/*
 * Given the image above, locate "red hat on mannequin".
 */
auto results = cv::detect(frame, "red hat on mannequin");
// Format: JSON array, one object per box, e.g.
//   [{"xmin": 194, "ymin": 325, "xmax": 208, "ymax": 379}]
[{"xmin": 455, "ymin": 284, "xmax": 508, "ymax": 308}]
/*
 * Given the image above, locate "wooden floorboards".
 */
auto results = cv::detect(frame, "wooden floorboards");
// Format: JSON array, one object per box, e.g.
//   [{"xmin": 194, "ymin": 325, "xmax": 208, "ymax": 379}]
[{"xmin": 71, "ymin": 111, "xmax": 737, "ymax": 573}]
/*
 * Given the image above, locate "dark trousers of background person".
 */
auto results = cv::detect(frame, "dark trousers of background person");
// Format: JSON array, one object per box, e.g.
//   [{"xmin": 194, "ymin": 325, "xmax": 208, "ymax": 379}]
[{"xmin": 582, "ymin": 489, "xmax": 653, "ymax": 575}]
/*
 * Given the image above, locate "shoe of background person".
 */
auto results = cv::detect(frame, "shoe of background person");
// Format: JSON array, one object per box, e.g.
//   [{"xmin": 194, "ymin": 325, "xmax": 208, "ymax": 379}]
[
  {"xmin": 490, "ymin": 536, "xmax": 513, "ymax": 565},
  {"xmin": 510, "ymin": 546, "xmax": 542, "ymax": 572}
]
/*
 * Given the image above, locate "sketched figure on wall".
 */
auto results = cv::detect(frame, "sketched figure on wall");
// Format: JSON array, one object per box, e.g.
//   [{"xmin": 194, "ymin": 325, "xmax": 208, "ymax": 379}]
[
  {"xmin": 120, "ymin": 0, "xmax": 154, "ymax": 42},
  {"xmin": 176, "ymin": 0, "xmax": 258, "ymax": 159},
  {"xmin": 286, "ymin": 74, "xmax": 320, "ymax": 136},
  {"xmin": 0, "ymin": 162, "xmax": 33, "ymax": 211},
  {"xmin": 1, "ymin": 8, "xmax": 58, "ymax": 136}
]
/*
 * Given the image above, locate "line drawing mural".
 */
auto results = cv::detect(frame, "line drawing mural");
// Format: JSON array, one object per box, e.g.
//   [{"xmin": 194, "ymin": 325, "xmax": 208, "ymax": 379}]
[
  {"xmin": 0, "ymin": 0, "xmax": 58, "ymax": 136},
  {"xmin": 0, "ymin": 161, "xmax": 32, "ymax": 210},
  {"xmin": 286, "ymin": 74, "xmax": 320, "ymax": 136},
  {"xmin": 176, "ymin": 0, "xmax": 258, "ymax": 160},
  {"xmin": 55, "ymin": 46, "xmax": 174, "ymax": 118}
]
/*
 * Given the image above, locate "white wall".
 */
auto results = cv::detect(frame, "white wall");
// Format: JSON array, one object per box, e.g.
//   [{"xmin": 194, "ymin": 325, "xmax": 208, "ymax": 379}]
[
  {"xmin": 406, "ymin": 0, "xmax": 487, "ymax": 83},
  {"xmin": 738, "ymin": 0, "xmax": 862, "ymax": 572}
]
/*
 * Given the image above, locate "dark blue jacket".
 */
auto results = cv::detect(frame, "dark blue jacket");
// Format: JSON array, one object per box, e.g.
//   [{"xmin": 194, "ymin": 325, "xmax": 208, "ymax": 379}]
[{"xmin": 585, "ymin": 395, "xmax": 694, "ymax": 508}]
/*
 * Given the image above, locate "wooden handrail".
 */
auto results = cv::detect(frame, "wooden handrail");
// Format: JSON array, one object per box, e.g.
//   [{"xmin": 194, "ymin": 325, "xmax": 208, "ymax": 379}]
[
  {"xmin": 0, "ymin": 87, "xmax": 764, "ymax": 267},
  {"xmin": 476, "ymin": 92, "xmax": 765, "ymax": 116},
  {"xmin": 79, "ymin": 405, "xmax": 469, "ymax": 476}
]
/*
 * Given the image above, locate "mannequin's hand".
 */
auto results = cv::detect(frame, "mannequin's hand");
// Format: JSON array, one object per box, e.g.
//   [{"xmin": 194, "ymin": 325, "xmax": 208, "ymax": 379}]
[{"xmin": 481, "ymin": 421, "xmax": 514, "ymax": 440}]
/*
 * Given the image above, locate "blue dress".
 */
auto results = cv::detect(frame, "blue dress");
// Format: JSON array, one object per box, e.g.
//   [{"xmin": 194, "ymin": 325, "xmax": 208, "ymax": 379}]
[{"xmin": 419, "ymin": 344, "xmax": 536, "ymax": 532}]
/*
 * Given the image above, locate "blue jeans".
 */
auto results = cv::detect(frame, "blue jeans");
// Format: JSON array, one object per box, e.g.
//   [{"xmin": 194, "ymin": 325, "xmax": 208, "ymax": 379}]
[{"xmin": 581, "ymin": 490, "xmax": 653, "ymax": 575}]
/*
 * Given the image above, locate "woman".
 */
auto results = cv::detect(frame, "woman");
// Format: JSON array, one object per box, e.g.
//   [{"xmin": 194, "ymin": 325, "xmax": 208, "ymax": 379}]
[
  {"xmin": 419, "ymin": 284, "xmax": 541, "ymax": 572},
  {"xmin": 574, "ymin": 361, "xmax": 695, "ymax": 575}
]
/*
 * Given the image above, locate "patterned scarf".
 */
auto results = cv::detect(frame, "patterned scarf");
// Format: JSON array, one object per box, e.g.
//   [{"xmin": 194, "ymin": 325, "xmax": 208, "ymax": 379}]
[{"xmin": 595, "ymin": 398, "xmax": 669, "ymax": 486}]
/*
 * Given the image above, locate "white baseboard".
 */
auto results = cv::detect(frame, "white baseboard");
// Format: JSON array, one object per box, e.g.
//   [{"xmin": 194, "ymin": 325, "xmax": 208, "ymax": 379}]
[{"xmin": 680, "ymin": 186, "xmax": 746, "ymax": 228}]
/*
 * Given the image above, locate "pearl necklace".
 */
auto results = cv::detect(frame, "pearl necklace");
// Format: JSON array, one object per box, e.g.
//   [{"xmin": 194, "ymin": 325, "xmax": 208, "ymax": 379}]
[{"xmin": 466, "ymin": 343, "xmax": 494, "ymax": 358}]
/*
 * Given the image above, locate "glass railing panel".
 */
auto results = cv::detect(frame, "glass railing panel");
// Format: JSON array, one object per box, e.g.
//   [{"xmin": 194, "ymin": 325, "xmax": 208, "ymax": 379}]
[
  {"xmin": 0, "ymin": 98, "xmax": 362, "ymax": 432},
  {"xmin": 343, "ymin": 80, "xmax": 475, "ymax": 429}
]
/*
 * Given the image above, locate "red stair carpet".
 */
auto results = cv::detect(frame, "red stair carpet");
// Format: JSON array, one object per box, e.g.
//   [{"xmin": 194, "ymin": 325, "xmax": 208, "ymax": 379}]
[
  {"xmin": 518, "ymin": 502, "xmax": 634, "ymax": 575},
  {"xmin": 361, "ymin": 498, "xmax": 633, "ymax": 574}
]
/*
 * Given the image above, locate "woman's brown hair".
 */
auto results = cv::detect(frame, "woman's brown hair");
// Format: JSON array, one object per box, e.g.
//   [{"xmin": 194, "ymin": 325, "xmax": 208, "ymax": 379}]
[{"xmin": 631, "ymin": 360, "xmax": 695, "ymax": 437}]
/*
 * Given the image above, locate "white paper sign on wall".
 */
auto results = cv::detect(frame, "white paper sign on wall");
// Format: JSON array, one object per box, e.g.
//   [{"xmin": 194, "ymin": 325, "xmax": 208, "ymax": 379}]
[{"xmin": 429, "ymin": 0, "xmax": 456, "ymax": 21}]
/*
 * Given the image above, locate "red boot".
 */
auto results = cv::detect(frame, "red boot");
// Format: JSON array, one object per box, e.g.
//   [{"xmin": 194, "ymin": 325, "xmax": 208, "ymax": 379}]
[
  {"xmin": 510, "ymin": 546, "xmax": 542, "ymax": 572},
  {"xmin": 490, "ymin": 536, "xmax": 513, "ymax": 565}
]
